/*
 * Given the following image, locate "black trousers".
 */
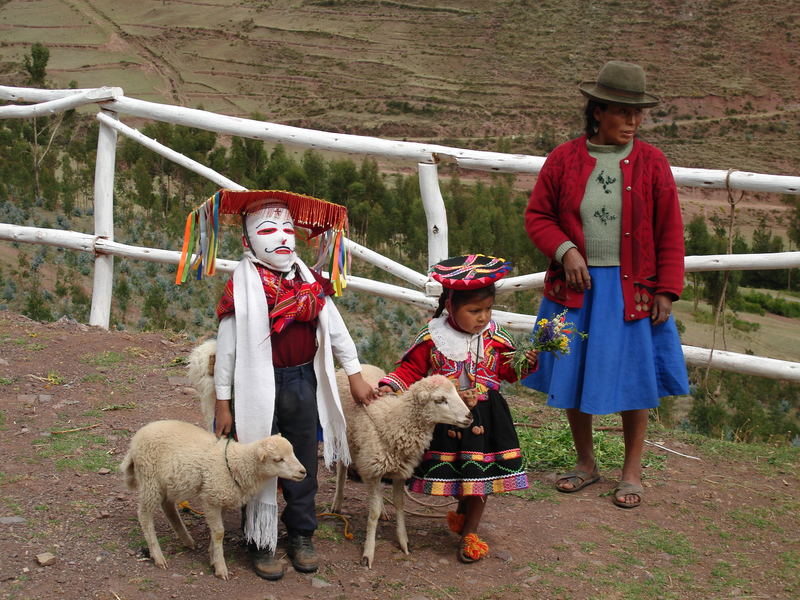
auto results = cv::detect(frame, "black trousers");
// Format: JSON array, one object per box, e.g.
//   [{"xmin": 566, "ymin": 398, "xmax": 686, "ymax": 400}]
[{"xmin": 271, "ymin": 362, "xmax": 319, "ymax": 536}]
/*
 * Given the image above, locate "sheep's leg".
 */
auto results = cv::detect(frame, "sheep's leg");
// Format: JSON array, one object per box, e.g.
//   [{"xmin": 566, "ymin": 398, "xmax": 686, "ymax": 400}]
[
  {"xmin": 202, "ymin": 505, "xmax": 229, "ymax": 580},
  {"xmin": 362, "ymin": 477, "xmax": 383, "ymax": 568},
  {"xmin": 161, "ymin": 498, "xmax": 195, "ymax": 549},
  {"xmin": 392, "ymin": 478, "xmax": 409, "ymax": 555},
  {"xmin": 331, "ymin": 461, "xmax": 346, "ymax": 513},
  {"xmin": 137, "ymin": 488, "xmax": 167, "ymax": 569}
]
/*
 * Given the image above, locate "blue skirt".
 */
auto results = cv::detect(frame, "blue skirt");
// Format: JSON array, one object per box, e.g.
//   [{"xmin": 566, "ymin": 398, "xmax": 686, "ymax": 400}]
[{"xmin": 521, "ymin": 267, "xmax": 689, "ymax": 415}]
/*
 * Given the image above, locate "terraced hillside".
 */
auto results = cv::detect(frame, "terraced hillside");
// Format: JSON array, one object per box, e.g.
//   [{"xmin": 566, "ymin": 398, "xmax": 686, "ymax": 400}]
[{"xmin": 1, "ymin": 0, "xmax": 799, "ymax": 173}]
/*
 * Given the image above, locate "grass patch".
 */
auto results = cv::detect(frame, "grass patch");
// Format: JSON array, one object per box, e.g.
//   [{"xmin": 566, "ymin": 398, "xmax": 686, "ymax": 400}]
[
  {"xmin": 100, "ymin": 402, "xmax": 137, "ymax": 411},
  {"xmin": 32, "ymin": 427, "xmax": 115, "ymax": 472},
  {"xmin": 515, "ymin": 413, "xmax": 666, "ymax": 473},
  {"xmin": 81, "ymin": 373, "xmax": 109, "ymax": 383},
  {"xmin": 507, "ymin": 480, "xmax": 558, "ymax": 502},
  {"xmin": 81, "ymin": 350, "xmax": 126, "ymax": 367},
  {"xmin": 315, "ymin": 521, "xmax": 343, "ymax": 543},
  {"xmin": 673, "ymin": 431, "xmax": 800, "ymax": 475},
  {"xmin": 630, "ymin": 524, "xmax": 697, "ymax": 565},
  {"xmin": 2, "ymin": 496, "xmax": 23, "ymax": 515},
  {"xmin": 0, "ymin": 376, "xmax": 14, "ymax": 384},
  {"xmin": 727, "ymin": 507, "xmax": 782, "ymax": 532}
]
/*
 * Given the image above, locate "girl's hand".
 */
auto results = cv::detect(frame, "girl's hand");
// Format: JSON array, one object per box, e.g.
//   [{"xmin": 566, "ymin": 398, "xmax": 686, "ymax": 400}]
[
  {"xmin": 349, "ymin": 372, "xmax": 379, "ymax": 406},
  {"xmin": 214, "ymin": 399, "xmax": 233, "ymax": 438},
  {"xmin": 459, "ymin": 388, "xmax": 478, "ymax": 409},
  {"xmin": 524, "ymin": 349, "xmax": 539, "ymax": 368},
  {"xmin": 651, "ymin": 293, "xmax": 673, "ymax": 325},
  {"xmin": 377, "ymin": 385, "xmax": 393, "ymax": 396},
  {"xmin": 562, "ymin": 248, "xmax": 591, "ymax": 292}
]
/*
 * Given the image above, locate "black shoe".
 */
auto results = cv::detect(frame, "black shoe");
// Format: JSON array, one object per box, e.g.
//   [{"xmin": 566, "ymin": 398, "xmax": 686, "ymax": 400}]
[
  {"xmin": 286, "ymin": 534, "xmax": 318, "ymax": 573},
  {"xmin": 251, "ymin": 547, "xmax": 285, "ymax": 581}
]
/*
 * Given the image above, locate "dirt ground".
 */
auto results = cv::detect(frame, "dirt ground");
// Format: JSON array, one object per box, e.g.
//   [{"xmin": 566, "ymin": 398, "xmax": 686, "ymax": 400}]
[{"xmin": 0, "ymin": 311, "xmax": 798, "ymax": 600}]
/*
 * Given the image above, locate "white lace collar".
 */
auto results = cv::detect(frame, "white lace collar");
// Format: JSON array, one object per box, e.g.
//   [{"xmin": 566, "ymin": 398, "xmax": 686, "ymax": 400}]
[{"xmin": 428, "ymin": 315, "xmax": 489, "ymax": 363}]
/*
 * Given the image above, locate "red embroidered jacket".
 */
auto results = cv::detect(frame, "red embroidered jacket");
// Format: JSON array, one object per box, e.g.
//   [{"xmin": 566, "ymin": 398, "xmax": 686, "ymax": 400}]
[
  {"xmin": 525, "ymin": 136, "xmax": 685, "ymax": 321},
  {"xmin": 379, "ymin": 321, "xmax": 528, "ymax": 402}
]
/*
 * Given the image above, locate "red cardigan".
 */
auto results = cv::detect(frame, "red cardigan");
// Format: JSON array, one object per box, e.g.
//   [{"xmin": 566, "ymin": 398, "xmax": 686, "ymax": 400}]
[{"xmin": 525, "ymin": 136, "xmax": 685, "ymax": 321}]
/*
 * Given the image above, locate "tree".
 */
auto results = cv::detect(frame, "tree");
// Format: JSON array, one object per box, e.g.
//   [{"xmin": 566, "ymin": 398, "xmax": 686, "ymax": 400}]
[{"xmin": 24, "ymin": 43, "xmax": 49, "ymax": 87}]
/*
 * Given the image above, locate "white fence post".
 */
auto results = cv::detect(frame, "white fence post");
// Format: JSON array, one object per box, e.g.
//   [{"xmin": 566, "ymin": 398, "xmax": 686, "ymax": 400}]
[
  {"xmin": 88, "ymin": 110, "xmax": 118, "ymax": 329},
  {"xmin": 418, "ymin": 162, "xmax": 448, "ymax": 269}
]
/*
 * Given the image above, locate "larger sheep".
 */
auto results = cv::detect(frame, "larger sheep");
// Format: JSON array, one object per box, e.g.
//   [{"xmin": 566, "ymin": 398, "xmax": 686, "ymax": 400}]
[
  {"xmin": 332, "ymin": 364, "xmax": 472, "ymax": 567},
  {"xmin": 120, "ymin": 420, "xmax": 306, "ymax": 580}
]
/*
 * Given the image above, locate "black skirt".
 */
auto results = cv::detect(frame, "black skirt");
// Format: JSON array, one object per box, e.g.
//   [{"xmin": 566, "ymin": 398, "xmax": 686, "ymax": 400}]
[{"xmin": 408, "ymin": 390, "xmax": 529, "ymax": 496}]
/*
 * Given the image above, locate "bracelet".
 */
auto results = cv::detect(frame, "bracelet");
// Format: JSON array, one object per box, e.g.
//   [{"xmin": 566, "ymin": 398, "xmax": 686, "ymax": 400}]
[{"xmin": 216, "ymin": 398, "xmax": 232, "ymax": 403}]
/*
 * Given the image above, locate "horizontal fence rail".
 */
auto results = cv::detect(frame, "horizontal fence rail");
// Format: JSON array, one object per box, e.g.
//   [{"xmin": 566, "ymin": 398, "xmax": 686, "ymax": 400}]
[
  {"xmin": 4, "ymin": 85, "xmax": 800, "ymax": 191},
  {"xmin": 1, "ymin": 84, "xmax": 800, "ymax": 383}
]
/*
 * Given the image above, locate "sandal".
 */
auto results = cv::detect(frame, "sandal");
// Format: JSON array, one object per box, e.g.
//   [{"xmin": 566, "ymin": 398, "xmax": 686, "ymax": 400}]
[
  {"xmin": 612, "ymin": 481, "xmax": 643, "ymax": 509},
  {"xmin": 458, "ymin": 533, "xmax": 488, "ymax": 564},
  {"xmin": 555, "ymin": 468, "xmax": 600, "ymax": 493},
  {"xmin": 447, "ymin": 511, "xmax": 465, "ymax": 534}
]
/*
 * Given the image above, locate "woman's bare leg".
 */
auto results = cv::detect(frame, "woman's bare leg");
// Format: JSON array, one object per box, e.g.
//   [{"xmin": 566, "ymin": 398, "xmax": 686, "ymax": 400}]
[
  {"xmin": 617, "ymin": 408, "xmax": 648, "ymax": 505},
  {"xmin": 557, "ymin": 408, "xmax": 596, "ymax": 490}
]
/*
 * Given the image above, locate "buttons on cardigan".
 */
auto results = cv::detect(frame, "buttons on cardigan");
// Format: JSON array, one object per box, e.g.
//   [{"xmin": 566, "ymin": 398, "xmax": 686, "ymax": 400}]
[
  {"xmin": 623, "ymin": 159, "xmax": 630, "ymax": 164},
  {"xmin": 624, "ymin": 232, "xmax": 631, "ymax": 237},
  {"xmin": 629, "ymin": 313, "xmax": 635, "ymax": 318},
  {"xmin": 623, "ymin": 274, "xmax": 629, "ymax": 280},
  {"xmin": 625, "ymin": 185, "xmax": 632, "ymax": 191}
]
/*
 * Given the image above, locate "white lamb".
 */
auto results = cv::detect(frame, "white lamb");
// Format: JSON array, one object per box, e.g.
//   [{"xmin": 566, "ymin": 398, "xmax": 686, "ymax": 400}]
[
  {"xmin": 120, "ymin": 419, "xmax": 306, "ymax": 580},
  {"xmin": 186, "ymin": 339, "xmax": 218, "ymax": 430},
  {"xmin": 332, "ymin": 364, "xmax": 472, "ymax": 568}
]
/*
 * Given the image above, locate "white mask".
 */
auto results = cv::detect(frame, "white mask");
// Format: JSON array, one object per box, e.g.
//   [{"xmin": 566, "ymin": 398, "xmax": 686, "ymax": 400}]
[{"xmin": 243, "ymin": 205, "xmax": 297, "ymax": 272}]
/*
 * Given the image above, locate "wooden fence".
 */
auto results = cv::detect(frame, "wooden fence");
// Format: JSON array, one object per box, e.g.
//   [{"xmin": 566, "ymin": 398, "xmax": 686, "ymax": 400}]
[{"xmin": 1, "ymin": 84, "xmax": 799, "ymax": 381}]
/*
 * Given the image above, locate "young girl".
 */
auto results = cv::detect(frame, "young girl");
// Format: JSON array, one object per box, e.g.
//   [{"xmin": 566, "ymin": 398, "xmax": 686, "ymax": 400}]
[{"xmin": 377, "ymin": 254, "xmax": 538, "ymax": 563}]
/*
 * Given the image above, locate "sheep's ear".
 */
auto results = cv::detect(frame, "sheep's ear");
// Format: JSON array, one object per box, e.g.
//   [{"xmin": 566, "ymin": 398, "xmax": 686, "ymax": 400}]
[{"xmin": 257, "ymin": 441, "xmax": 274, "ymax": 463}]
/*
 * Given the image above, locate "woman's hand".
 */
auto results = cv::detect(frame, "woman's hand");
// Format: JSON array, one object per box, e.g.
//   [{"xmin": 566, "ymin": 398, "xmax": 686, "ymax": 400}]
[
  {"xmin": 349, "ymin": 372, "xmax": 379, "ymax": 406},
  {"xmin": 562, "ymin": 248, "xmax": 591, "ymax": 292},
  {"xmin": 651, "ymin": 293, "xmax": 673, "ymax": 325},
  {"xmin": 214, "ymin": 399, "xmax": 233, "ymax": 438}
]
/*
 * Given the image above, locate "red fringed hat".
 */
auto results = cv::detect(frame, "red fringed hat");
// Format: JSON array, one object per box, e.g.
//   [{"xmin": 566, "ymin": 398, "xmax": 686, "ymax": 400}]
[
  {"xmin": 430, "ymin": 254, "xmax": 512, "ymax": 290},
  {"xmin": 175, "ymin": 189, "xmax": 350, "ymax": 295}
]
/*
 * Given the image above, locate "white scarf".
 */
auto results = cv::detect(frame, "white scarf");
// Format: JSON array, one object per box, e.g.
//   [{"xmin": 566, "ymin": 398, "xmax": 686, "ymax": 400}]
[{"xmin": 232, "ymin": 253, "xmax": 349, "ymax": 550}]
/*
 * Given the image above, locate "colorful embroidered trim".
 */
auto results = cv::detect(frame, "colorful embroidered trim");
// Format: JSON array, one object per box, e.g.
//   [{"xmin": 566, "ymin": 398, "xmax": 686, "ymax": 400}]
[
  {"xmin": 430, "ymin": 254, "xmax": 512, "ymax": 290},
  {"xmin": 421, "ymin": 448, "xmax": 523, "ymax": 463},
  {"xmin": 409, "ymin": 472, "xmax": 529, "ymax": 496},
  {"xmin": 175, "ymin": 189, "xmax": 350, "ymax": 296},
  {"xmin": 380, "ymin": 373, "xmax": 409, "ymax": 392}
]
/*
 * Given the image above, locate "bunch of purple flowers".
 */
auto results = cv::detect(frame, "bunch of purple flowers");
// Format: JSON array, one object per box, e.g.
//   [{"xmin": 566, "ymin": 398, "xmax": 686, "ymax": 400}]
[{"xmin": 504, "ymin": 309, "xmax": 587, "ymax": 379}]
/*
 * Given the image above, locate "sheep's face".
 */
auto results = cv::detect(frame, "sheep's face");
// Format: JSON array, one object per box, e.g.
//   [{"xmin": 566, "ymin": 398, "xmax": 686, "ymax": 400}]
[
  {"xmin": 414, "ymin": 375, "xmax": 473, "ymax": 428},
  {"xmin": 256, "ymin": 435, "xmax": 307, "ymax": 481}
]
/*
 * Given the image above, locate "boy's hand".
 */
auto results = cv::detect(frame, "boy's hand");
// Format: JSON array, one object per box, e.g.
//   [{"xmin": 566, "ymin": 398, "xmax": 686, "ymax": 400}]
[
  {"xmin": 349, "ymin": 372, "xmax": 379, "ymax": 406},
  {"xmin": 214, "ymin": 399, "xmax": 233, "ymax": 438}
]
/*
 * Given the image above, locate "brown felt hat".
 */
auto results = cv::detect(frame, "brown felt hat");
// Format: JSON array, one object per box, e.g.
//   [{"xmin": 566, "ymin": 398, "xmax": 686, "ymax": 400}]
[{"xmin": 578, "ymin": 61, "xmax": 660, "ymax": 108}]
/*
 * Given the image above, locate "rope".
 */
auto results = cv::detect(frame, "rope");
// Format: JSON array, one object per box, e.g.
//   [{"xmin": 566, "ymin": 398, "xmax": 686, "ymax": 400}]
[
  {"xmin": 317, "ymin": 512, "xmax": 353, "ymax": 539},
  {"xmin": 704, "ymin": 168, "xmax": 745, "ymax": 387}
]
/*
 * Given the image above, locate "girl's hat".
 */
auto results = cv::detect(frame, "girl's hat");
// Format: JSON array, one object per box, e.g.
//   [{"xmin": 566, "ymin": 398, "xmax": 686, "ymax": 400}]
[
  {"xmin": 430, "ymin": 254, "xmax": 512, "ymax": 290},
  {"xmin": 578, "ymin": 60, "xmax": 660, "ymax": 108},
  {"xmin": 175, "ymin": 189, "xmax": 350, "ymax": 295}
]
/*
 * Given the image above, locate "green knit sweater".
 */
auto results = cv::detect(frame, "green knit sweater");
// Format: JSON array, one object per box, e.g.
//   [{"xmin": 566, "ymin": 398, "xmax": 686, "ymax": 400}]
[{"xmin": 554, "ymin": 139, "xmax": 633, "ymax": 266}]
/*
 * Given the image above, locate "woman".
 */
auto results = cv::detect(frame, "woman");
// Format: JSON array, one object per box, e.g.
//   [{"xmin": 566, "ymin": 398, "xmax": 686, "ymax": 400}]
[{"xmin": 522, "ymin": 61, "xmax": 689, "ymax": 508}]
